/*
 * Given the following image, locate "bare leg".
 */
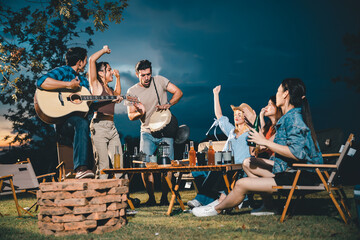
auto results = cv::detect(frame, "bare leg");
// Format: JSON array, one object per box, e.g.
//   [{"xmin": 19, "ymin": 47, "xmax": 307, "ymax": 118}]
[
  {"xmin": 142, "ymin": 172, "xmax": 156, "ymax": 203},
  {"xmin": 214, "ymin": 177, "xmax": 277, "ymax": 213},
  {"xmin": 218, "ymin": 193, "xmax": 227, "ymax": 203},
  {"xmin": 160, "ymin": 172, "xmax": 172, "ymax": 203},
  {"xmin": 242, "ymin": 157, "xmax": 274, "ymax": 178}
]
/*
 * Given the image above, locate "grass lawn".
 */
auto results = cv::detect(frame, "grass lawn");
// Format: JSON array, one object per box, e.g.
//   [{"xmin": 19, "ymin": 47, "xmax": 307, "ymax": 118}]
[{"xmin": 0, "ymin": 187, "xmax": 359, "ymax": 240}]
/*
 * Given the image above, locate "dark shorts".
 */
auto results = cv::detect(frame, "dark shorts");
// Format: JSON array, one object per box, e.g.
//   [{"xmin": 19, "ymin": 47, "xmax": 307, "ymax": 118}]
[{"xmin": 274, "ymin": 170, "xmax": 322, "ymax": 186}]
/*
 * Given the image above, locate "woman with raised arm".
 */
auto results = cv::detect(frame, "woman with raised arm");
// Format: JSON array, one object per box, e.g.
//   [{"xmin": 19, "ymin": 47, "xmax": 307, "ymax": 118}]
[
  {"xmin": 192, "ymin": 78, "xmax": 323, "ymax": 217},
  {"xmin": 88, "ymin": 45, "xmax": 123, "ymax": 179},
  {"xmin": 187, "ymin": 85, "xmax": 255, "ymax": 208}
]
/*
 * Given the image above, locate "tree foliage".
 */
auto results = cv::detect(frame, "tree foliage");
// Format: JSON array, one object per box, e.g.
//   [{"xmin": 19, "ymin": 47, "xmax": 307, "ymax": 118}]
[
  {"xmin": 0, "ymin": 0, "xmax": 128, "ymax": 171},
  {"xmin": 333, "ymin": 32, "xmax": 360, "ymax": 92}
]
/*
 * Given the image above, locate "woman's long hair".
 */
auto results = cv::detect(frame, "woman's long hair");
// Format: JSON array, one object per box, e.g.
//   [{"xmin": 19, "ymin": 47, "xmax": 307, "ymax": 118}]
[
  {"xmin": 263, "ymin": 95, "xmax": 282, "ymax": 136},
  {"xmin": 95, "ymin": 61, "xmax": 109, "ymax": 85},
  {"xmin": 281, "ymin": 78, "xmax": 319, "ymax": 151}
]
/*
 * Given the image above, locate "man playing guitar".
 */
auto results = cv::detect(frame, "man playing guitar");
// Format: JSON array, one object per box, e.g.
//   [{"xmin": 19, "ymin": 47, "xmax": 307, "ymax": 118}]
[{"xmin": 36, "ymin": 47, "xmax": 95, "ymax": 179}]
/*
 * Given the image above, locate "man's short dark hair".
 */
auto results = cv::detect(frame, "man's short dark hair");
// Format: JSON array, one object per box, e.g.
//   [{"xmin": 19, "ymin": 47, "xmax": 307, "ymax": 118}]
[
  {"xmin": 135, "ymin": 60, "xmax": 152, "ymax": 74},
  {"xmin": 65, "ymin": 47, "xmax": 87, "ymax": 66}
]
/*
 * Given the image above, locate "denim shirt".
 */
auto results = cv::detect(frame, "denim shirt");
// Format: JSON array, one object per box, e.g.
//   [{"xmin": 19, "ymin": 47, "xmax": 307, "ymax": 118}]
[
  {"xmin": 217, "ymin": 116, "xmax": 250, "ymax": 164},
  {"xmin": 270, "ymin": 108, "xmax": 323, "ymax": 173},
  {"xmin": 36, "ymin": 65, "xmax": 90, "ymax": 91}
]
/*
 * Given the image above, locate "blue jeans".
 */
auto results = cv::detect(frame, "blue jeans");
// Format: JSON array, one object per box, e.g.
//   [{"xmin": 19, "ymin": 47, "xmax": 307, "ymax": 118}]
[
  {"xmin": 192, "ymin": 170, "xmax": 248, "ymax": 205},
  {"xmin": 140, "ymin": 132, "xmax": 174, "ymax": 161},
  {"xmin": 57, "ymin": 116, "xmax": 91, "ymax": 170},
  {"xmin": 192, "ymin": 171, "xmax": 216, "ymax": 205}
]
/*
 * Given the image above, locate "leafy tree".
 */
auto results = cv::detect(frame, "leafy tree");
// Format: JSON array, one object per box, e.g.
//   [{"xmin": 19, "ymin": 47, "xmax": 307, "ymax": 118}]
[
  {"xmin": 0, "ymin": 0, "xmax": 128, "ymax": 173},
  {"xmin": 333, "ymin": 31, "xmax": 360, "ymax": 92}
]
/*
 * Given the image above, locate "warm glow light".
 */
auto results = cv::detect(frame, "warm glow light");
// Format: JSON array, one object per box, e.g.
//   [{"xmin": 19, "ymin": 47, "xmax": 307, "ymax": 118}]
[{"xmin": 0, "ymin": 118, "xmax": 19, "ymax": 148}]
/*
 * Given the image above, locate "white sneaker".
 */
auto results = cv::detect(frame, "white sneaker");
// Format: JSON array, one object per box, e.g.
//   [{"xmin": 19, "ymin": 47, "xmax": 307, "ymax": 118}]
[
  {"xmin": 75, "ymin": 170, "xmax": 95, "ymax": 179},
  {"xmin": 192, "ymin": 206, "xmax": 219, "ymax": 217},
  {"xmin": 250, "ymin": 204, "xmax": 275, "ymax": 216},
  {"xmin": 205, "ymin": 199, "xmax": 219, "ymax": 207},
  {"xmin": 187, "ymin": 199, "xmax": 202, "ymax": 208}
]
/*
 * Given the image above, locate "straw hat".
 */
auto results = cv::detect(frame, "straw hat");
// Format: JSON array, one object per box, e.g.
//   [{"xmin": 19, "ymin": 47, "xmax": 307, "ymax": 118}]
[{"xmin": 230, "ymin": 103, "xmax": 253, "ymax": 113}]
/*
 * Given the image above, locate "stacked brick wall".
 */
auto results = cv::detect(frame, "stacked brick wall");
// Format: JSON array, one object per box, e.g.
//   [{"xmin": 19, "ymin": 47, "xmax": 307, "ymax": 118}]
[{"xmin": 37, "ymin": 179, "xmax": 128, "ymax": 236}]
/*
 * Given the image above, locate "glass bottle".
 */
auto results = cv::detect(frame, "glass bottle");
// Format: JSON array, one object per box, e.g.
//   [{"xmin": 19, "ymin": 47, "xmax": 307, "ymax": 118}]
[
  {"xmin": 183, "ymin": 144, "xmax": 189, "ymax": 160},
  {"xmin": 114, "ymin": 146, "xmax": 121, "ymax": 169},
  {"xmin": 134, "ymin": 146, "xmax": 138, "ymax": 156},
  {"xmin": 123, "ymin": 143, "xmax": 129, "ymax": 168},
  {"xmin": 207, "ymin": 140, "xmax": 215, "ymax": 165},
  {"xmin": 224, "ymin": 141, "xmax": 233, "ymax": 164},
  {"xmin": 248, "ymin": 115, "xmax": 260, "ymax": 147},
  {"xmin": 189, "ymin": 141, "xmax": 196, "ymax": 166}
]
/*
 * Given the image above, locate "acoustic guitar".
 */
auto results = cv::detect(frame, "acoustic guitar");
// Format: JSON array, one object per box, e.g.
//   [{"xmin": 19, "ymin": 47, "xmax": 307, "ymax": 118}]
[{"xmin": 34, "ymin": 87, "xmax": 139, "ymax": 124}]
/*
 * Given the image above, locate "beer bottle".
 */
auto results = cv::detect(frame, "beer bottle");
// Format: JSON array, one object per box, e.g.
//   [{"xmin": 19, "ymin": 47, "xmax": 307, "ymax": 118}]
[
  {"xmin": 114, "ymin": 146, "xmax": 121, "ymax": 169},
  {"xmin": 248, "ymin": 115, "xmax": 260, "ymax": 147},
  {"xmin": 207, "ymin": 140, "xmax": 215, "ymax": 165},
  {"xmin": 183, "ymin": 144, "xmax": 189, "ymax": 160},
  {"xmin": 189, "ymin": 141, "xmax": 196, "ymax": 166}
]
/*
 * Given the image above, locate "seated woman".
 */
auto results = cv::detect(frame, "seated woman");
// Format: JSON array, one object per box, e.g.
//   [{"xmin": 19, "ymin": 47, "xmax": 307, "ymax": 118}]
[
  {"xmin": 192, "ymin": 78, "xmax": 323, "ymax": 217},
  {"xmin": 253, "ymin": 95, "xmax": 283, "ymax": 158},
  {"xmin": 88, "ymin": 45, "xmax": 123, "ymax": 179},
  {"xmin": 242, "ymin": 95, "xmax": 282, "ymax": 215},
  {"xmin": 187, "ymin": 85, "xmax": 254, "ymax": 208}
]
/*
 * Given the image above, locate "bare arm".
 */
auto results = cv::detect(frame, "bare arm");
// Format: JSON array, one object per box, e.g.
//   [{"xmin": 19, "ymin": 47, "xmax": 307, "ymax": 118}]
[
  {"xmin": 113, "ymin": 69, "xmax": 121, "ymax": 95},
  {"xmin": 248, "ymin": 128, "xmax": 297, "ymax": 160},
  {"xmin": 88, "ymin": 45, "xmax": 111, "ymax": 94},
  {"xmin": 259, "ymin": 107, "xmax": 266, "ymax": 129},
  {"xmin": 156, "ymin": 82, "xmax": 183, "ymax": 110},
  {"xmin": 127, "ymin": 102, "xmax": 145, "ymax": 121},
  {"xmin": 40, "ymin": 77, "xmax": 80, "ymax": 90},
  {"xmin": 213, "ymin": 85, "xmax": 222, "ymax": 120}
]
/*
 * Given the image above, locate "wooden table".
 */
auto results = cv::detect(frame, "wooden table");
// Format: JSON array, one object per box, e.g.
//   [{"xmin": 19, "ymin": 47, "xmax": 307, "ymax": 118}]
[{"xmin": 101, "ymin": 164, "xmax": 242, "ymax": 215}]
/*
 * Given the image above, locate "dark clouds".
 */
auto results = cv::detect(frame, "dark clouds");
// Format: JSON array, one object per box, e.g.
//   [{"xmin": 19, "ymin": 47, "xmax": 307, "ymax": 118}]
[
  {"xmin": 90, "ymin": 0, "xmax": 360, "ymax": 141},
  {"xmin": 2, "ymin": 0, "xmax": 360, "ymax": 143}
]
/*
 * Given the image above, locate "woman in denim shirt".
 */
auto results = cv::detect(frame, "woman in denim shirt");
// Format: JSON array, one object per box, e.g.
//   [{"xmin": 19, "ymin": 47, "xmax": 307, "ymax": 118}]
[{"xmin": 192, "ymin": 78, "xmax": 323, "ymax": 217}]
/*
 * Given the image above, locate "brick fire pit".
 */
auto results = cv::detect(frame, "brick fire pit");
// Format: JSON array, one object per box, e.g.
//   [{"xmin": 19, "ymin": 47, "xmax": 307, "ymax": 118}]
[{"xmin": 37, "ymin": 179, "xmax": 128, "ymax": 236}]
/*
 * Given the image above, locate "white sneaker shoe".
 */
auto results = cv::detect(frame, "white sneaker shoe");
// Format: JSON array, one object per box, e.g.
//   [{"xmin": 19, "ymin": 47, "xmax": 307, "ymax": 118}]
[
  {"xmin": 192, "ymin": 206, "xmax": 219, "ymax": 217},
  {"xmin": 187, "ymin": 199, "xmax": 202, "ymax": 208},
  {"xmin": 250, "ymin": 204, "xmax": 275, "ymax": 216},
  {"xmin": 75, "ymin": 169, "xmax": 95, "ymax": 179},
  {"xmin": 205, "ymin": 199, "xmax": 219, "ymax": 207}
]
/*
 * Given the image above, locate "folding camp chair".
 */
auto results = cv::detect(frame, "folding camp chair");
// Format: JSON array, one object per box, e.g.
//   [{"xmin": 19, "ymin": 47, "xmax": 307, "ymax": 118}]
[
  {"xmin": 273, "ymin": 133, "xmax": 355, "ymax": 224},
  {"xmin": 16, "ymin": 158, "xmax": 57, "ymax": 184},
  {"xmin": 0, "ymin": 162, "xmax": 41, "ymax": 217}
]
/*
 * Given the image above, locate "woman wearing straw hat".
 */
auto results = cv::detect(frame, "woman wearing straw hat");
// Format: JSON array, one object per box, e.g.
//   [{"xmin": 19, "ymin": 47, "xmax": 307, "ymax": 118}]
[{"xmin": 187, "ymin": 85, "xmax": 255, "ymax": 208}]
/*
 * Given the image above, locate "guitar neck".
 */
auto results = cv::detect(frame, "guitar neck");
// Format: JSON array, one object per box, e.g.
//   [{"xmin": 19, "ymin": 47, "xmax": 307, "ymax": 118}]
[{"xmin": 80, "ymin": 95, "xmax": 119, "ymax": 101}]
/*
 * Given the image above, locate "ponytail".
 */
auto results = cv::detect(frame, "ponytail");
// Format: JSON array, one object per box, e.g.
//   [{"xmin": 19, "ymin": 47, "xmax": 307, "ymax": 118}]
[
  {"xmin": 301, "ymin": 97, "xmax": 319, "ymax": 151},
  {"xmin": 282, "ymin": 78, "xmax": 319, "ymax": 152}
]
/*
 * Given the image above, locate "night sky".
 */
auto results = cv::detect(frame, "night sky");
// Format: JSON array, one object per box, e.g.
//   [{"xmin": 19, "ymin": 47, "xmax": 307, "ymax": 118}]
[{"xmin": 1, "ymin": 0, "xmax": 360, "ymax": 146}]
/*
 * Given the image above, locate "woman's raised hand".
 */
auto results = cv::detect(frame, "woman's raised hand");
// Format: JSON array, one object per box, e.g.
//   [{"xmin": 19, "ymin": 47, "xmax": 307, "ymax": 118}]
[
  {"xmin": 103, "ymin": 45, "xmax": 111, "ymax": 54},
  {"xmin": 113, "ymin": 69, "xmax": 120, "ymax": 79},
  {"xmin": 260, "ymin": 107, "xmax": 266, "ymax": 117},
  {"xmin": 213, "ymin": 85, "xmax": 221, "ymax": 95}
]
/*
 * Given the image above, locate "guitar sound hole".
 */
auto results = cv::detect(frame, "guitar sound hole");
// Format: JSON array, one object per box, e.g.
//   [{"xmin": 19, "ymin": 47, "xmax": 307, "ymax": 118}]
[{"xmin": 69, "ymin": 94, "xmax": 82, "ymax": 104}]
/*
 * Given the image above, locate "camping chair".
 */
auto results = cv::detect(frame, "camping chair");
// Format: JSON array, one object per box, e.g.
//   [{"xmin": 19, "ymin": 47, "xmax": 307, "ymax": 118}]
[
  {"xmin": 273, "ymin": 133, "xmax": 355, "ymax": 224},
  {"xmin": 56, "ymin": 142, "xmax": 75, "ymax": 179},
  {"xmin": 0, "ymin": 162, "xmax": 41, "ymax": 217},
  {"xmin": 16, "ymin": 158, "xmax": 57, "ymax": 184}
]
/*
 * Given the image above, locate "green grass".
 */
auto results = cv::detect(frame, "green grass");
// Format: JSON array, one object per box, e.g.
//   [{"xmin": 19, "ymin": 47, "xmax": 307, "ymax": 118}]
[{"xmin": 0, "ymin": 188, "xmax": 360, "ymax": 240}]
